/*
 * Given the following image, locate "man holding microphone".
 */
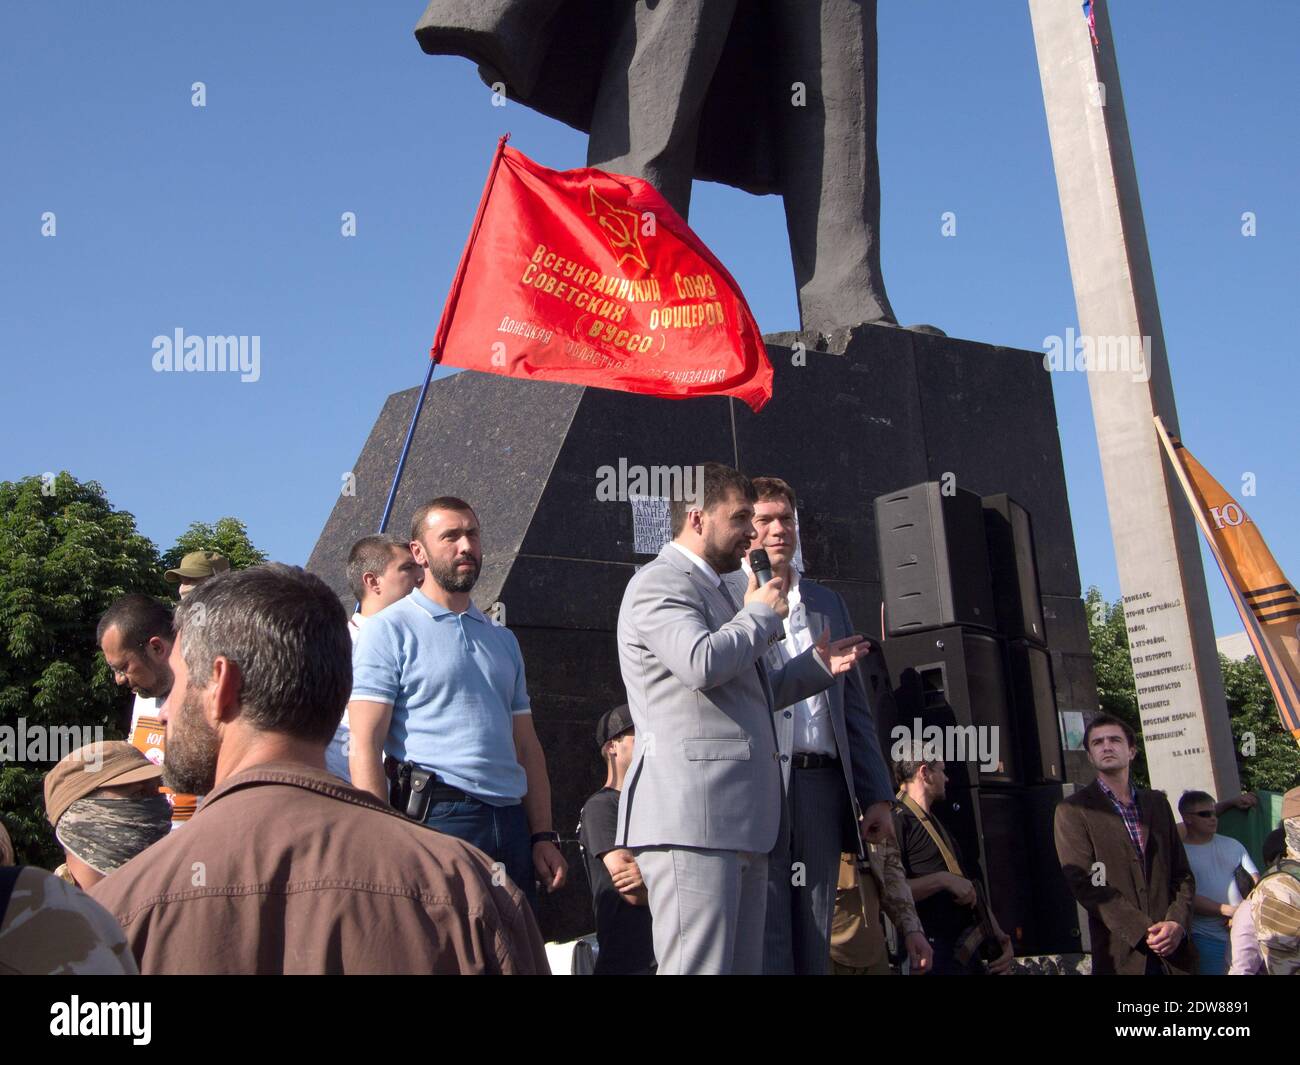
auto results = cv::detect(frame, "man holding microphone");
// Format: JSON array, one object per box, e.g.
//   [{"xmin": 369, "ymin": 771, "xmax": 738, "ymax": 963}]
[
  {"xmin": 615, "ymin": 462, "xmax": 872, "ymax": 974},
  {"xmin": 724, "ymin": 476, "xmax": 900, "ymax": 974}
]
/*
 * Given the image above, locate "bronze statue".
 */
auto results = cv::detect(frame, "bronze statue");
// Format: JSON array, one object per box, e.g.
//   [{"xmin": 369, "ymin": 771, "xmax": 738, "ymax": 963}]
[{"xmin": 416, "ymin": 0, "xmax": 899, "ymax": 333}]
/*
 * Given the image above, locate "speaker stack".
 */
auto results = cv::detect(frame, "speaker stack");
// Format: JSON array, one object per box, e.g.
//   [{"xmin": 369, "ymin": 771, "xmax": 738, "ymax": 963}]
[{"xmin": 874, "ymin": 483, "xmax": 1079, "ymax": 955}]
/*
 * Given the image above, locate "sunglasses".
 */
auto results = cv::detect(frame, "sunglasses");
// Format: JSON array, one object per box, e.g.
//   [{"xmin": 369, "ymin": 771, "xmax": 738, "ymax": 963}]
[{"xmin": 1187, "ymin": 811, "xmax": 1217, "ymax": 819}]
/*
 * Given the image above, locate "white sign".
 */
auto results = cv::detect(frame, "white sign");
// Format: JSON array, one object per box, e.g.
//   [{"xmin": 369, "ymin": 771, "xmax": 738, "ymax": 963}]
[{"xmin": 631, "ymin": 495, "xmax": 672, "ymax": 555}]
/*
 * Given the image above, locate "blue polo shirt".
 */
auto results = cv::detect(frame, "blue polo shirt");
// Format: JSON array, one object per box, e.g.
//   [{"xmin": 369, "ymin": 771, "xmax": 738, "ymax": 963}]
[{"xmin": 350, "ymin": 587, "xmax": 530, "ymax": 805}]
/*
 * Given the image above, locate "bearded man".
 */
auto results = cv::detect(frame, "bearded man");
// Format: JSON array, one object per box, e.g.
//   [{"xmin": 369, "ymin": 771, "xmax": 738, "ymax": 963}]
[
  {"xmin": 90, "ymin": 564, "xmax": 549, "ymax": 974},
  {"xmin": 348, "ymin": 497, "xmax": 566, "ymax": 913},
  {"xmin": 615, "ymin": 462, "xmax": 871, "ymax": 973}
]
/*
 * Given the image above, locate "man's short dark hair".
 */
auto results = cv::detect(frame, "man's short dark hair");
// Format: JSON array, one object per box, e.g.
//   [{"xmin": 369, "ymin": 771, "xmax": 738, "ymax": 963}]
[
  {"xmin": 1178, "ymin": 789, "xmax": 1216, "ymax": 815},
  {"xmin": 668, "ymin": 462, "xmax": 754, "ymax": 536},
  {"xmin": 346, "ymin": 535, "xmax": 409, "ymax": 603},
  {"xmin": 174, "ymin": 564, "xmax": 351, "ymax": 745},
  {"xmin": 894, "ymin": 758, "xmax": 940, "ymax": 788},
  {"xmin": 97, "ymin": 594, "xmax": 174, "ymax": 648},
  {"xmin": 1083, "ymin": 713, "xmax": 1136, "ymax": 750},
  {"xmin": 752, "ymin": 476, "xmax": 797, "ymax": 514},
  {"xmin": 409, "ymin": 496, "xmax": 476, "ymax": 542}
]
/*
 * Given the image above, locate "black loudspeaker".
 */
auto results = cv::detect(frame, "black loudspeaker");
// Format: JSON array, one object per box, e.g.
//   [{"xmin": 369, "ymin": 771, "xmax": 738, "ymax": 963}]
[
  {"xmin": 875, "ymin": 483, "xmax": 996, "ymax": 636},
  {"xmin": 929, "ymin": 784, "xmax": 1083, "ymax": 957},
  {"xmin": 1023, "ymin": 783, "xmax": 1086, "ymax": 955},
  {"xmin": 882, "ymin": 628, "xmax": 1018, "ymax": 786},
  {"xmin": 929, "ymin": 781, "xmax": 981, "ymax": 883},
  {"xmin": 1006, "ymin": 640, "xmax": 1065, "ymax": 784},
  {"xmin": 981, "ymin": 493, "xmax": 1046, "ymax": 645},
  {"xmin": 973, "ymin": 788, "xmax": 1036, "ymax": 954},
  {"xmin": 924, "ymin": 786, "xmax": 1032, "ymax": 955}
]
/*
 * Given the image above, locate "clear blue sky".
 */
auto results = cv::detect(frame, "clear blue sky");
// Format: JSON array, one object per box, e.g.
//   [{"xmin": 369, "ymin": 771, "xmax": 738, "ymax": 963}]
[{"xmin": 2, "ymin": 1, "xmax": 1295, "ymax": 638}]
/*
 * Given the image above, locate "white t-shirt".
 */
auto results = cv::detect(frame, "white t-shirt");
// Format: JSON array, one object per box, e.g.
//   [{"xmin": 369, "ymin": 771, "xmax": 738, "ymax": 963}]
[
  {"xmin": 1185, "ymin": 834, "xmax": 1259, "ymax": 941},
  {"xmin": 324, "ymin": 613, "xmax": 366, "ymax": 781}
]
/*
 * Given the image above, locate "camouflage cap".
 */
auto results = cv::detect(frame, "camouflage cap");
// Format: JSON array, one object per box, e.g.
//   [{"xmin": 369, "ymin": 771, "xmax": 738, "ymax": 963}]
[
  {"xmin": 43, "ymin": 741, "xmax": 162, "ymax": 828},
  {"xmin": 164, "ymin": 550, "xmax": 231, "ymax": 583}
]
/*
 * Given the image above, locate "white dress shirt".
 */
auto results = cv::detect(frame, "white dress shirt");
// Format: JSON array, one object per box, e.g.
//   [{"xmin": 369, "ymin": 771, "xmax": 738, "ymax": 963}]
[
  {"xmin": 668, "ymin": 541, "xmax": 722, "ymax": 588},
  {"xmin": 743, "ymin": 560, "xmax": 837, "ymax": 756}
]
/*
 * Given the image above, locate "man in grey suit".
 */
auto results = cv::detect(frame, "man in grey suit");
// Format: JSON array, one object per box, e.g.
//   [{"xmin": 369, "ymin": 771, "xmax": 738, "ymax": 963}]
[
  {"xmin": 723, "ymin": 477, "xmax": 896, "ymax": 974},
  {"xmin": 616, "ymin": 462, "xmax": 872, "ymax": 974}
]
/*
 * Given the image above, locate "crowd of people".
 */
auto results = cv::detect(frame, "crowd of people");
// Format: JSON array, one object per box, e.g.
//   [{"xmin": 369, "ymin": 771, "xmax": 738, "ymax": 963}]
[{"xmin": 1, "ymin": 464, "xmax": 1296, "ymax": 976}]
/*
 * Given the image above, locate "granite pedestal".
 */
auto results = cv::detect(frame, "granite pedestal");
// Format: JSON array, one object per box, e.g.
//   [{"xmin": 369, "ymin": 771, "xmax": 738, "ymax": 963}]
[{"xmin": 307, "ymin": 322, "xmax": 1099, "ymax": 941}]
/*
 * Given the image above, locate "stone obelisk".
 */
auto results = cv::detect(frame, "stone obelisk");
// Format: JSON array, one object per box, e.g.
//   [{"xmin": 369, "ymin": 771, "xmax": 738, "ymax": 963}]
[{"xmin": 1028, "ymin": 0, "xmax": 1238, "ymax": 797}]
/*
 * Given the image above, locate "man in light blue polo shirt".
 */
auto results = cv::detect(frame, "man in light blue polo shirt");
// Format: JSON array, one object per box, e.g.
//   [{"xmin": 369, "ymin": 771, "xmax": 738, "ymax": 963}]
[{"xmin": 348, "ymin": 496, "xmax": 567, "ymax": 910}]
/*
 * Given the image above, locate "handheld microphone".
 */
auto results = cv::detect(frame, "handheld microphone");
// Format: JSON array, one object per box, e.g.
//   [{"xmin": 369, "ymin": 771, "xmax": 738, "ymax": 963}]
[{"xmin": 749, "ymin": 549, "xmax": 786, "ymax": 641}]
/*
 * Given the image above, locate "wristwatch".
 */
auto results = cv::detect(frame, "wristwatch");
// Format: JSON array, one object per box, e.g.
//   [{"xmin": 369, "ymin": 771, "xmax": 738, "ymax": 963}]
[{"xmin": 530, "ymin": 831, "xmax": 560, "ymax": 847}]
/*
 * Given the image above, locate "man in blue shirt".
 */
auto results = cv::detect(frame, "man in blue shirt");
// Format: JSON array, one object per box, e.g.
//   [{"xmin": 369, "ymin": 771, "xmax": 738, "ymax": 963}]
[{"xmin": 348, "ymin": 496, "xmax": 567, "ymax": 909}]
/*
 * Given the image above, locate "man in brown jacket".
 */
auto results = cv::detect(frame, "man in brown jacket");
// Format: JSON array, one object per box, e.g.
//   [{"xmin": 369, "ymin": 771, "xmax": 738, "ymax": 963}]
[
  {"xmin": 92, "ymin": 564, "xmax": 549, "ymax": 975},
  {"xmin": 1054, "ymin": 714, "xmax": 1196, "ymax": 975}
]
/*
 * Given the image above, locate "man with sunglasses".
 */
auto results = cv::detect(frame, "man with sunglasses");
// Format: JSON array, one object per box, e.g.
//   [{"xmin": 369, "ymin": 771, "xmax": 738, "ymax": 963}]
[{"xmin": 1179, "ymin": 790, "xmax": 1259, "ymax": 975}]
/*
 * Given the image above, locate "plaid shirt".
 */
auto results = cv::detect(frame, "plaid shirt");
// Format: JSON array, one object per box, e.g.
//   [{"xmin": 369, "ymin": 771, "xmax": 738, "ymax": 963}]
[{"xmin": 1097, "ymin": 777, "xmax": 1146, "ymax": 860}]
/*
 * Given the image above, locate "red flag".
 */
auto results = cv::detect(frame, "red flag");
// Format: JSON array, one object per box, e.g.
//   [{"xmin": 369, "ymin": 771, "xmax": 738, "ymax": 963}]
[{"xmin": 431, "ymin": 138, "xmax": 774, "ymax": 412}]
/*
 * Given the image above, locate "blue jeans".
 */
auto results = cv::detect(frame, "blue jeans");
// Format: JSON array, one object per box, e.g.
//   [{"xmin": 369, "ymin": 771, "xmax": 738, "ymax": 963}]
[
  {"xmin": 422, "ymin": 795, "xmax": 537, "ymax": 911},
  {"xmin": 1192, "ymin": 930, "xmax": 1229, "ymax": 975}
]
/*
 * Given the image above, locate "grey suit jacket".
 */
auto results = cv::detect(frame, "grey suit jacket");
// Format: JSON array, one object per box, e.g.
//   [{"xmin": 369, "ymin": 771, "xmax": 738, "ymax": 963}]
[
  {"xmin": 722, "ymin": 571, "xmax": 895, "ymax": 849},
  {"xmin": 616, "ymin": 545, "xmax": 834, "ymax": 853}
]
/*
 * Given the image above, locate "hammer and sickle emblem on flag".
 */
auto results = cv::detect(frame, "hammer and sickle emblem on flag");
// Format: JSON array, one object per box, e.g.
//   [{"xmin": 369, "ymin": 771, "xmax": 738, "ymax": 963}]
[{"xmin": 587, "ymin": 187, "xmax": 650, "ymax": 270}]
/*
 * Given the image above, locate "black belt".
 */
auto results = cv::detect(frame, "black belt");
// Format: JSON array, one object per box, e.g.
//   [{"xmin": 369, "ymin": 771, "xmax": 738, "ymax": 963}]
[
  {"xmin": 424, "ymin": 781, "xmax": 474, "ymax": 803},
  {"xmin": 790, "ymin": 752, "xmax": 840, "ymax": 770}
]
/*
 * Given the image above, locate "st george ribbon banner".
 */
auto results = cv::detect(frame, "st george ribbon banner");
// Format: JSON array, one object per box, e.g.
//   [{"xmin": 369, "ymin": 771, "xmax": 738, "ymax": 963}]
[
  {"xmin": 430, "ymin": 136, "xmax": 774, "ymax": 412},
  {"xmin": 1156, "ymin": 416, "xmax": 1300, "ymax": 745}
]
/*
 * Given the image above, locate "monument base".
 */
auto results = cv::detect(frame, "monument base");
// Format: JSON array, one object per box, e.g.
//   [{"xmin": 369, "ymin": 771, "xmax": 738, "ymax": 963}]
[{"xmin": 308, "ymin": 322, "xmax": 1099, "ymax": 942}]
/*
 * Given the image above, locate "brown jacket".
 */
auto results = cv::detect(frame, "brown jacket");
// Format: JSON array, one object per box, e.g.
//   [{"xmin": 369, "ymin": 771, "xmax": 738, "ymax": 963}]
[
  {"xmin": 1054, "ymin": 780, "xmax": 1196, "ymax": 975},
  {"xmin": 91, "ymin": 762, "xmax": 550, "ymax": 974}
]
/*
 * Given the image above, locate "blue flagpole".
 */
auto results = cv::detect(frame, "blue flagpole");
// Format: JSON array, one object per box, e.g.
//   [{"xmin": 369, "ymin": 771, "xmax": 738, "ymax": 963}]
[
  {"xmin": 377, "ymin": 356, "xmax": 437, "ymax": 536},
  {"xmin": 374, "ymin": 136, "xmax": 509, "ymax": 546}
]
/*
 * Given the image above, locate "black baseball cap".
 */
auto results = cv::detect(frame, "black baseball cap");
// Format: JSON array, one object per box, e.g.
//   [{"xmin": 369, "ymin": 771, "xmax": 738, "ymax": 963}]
[{"xmin": 596, "ymin": 704, "xmax": 634, "ymax": 747}]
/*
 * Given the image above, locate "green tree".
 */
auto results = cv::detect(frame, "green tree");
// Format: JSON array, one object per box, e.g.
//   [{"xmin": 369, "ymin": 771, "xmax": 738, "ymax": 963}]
[
  {"xmin": 0, "ymin": 473, "xmax": 166, "ymax": 867},
  {"xmin": 1086, "ymin": 585, "xmax": 1300, "ymax": 794},
  {"xmin": 1084, "ymin": 586, "xmax": 1149, "ymax": 787},
  {"xmin": 1222, "ymin": 653, "xmax": 1300, "ymax": 793},
  {"xmin": 162, "ymin": 517, "xmax": 267, "ymax": 572}
]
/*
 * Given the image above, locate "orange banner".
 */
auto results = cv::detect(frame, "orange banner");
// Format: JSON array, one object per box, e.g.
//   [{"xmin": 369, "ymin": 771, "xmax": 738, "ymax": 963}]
[
  {"xmin": 1156, "ymin": 417, "xmax": 1300, "ymax": 743},
  {"xmin": 129, "ymin": 716, "xmax": 197, "ymax": 824}
]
